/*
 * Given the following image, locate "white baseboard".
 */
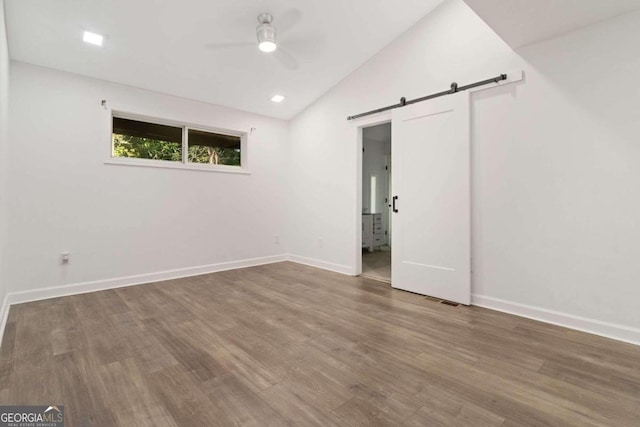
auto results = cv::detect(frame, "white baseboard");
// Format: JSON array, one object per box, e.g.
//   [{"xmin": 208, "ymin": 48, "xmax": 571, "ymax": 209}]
[
  {"xmin": 286, "ymin": 254, "xmax": 355, "ymax": 276},
  {"xmin": 0, "ymin": 293, "xmax": 10, "ymax": 349},
  {"xmin": 472, "ymin": 294, "xmax": 640, "ymax": 346},
  {"xmin": 0, "ymin": 254, "xmax": 288, "ymax": 347}
]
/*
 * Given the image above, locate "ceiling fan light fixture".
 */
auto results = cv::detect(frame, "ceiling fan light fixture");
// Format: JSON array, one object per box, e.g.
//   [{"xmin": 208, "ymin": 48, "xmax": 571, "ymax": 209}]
[
  {"xmin": 259, "ymin": 40, "xmax": 277, "ymax": 53},
  {"xmin": 256, "ymin": 13, "xmax": 277, "ymax": 53}
]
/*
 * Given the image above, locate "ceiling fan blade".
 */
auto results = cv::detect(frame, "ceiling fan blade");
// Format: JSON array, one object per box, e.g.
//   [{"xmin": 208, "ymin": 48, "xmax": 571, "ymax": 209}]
[
  {"xmin": 273, "ymin": 47, "xmax": 299, "ymax": 71},
  {"xmin": 205, "ymin": 41, "xmax": 254, "ymax": 50},
  {"xmin": 280, "ymin": 32, "xmax": 327, "ymax": 59},
  {"xmin": 277, "ymin": 8, "xmax": 302, "ymax": 35}
]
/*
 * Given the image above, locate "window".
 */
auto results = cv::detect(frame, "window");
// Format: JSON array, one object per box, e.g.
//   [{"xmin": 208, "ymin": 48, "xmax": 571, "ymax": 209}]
[
  {"xmin": 187, "ymin": 129, "xmax": 241, "ymax": 166},
  {"xmin": 110, "ymin": 113, "xmax": 245, "ymax": 171},
  {"xmin": 112, "ymin": 117, "xmax": 183, "ymax": 162}
]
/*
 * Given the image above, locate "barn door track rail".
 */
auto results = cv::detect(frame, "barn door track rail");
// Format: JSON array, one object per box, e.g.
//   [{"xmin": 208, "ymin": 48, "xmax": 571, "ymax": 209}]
[{"xmin": 346, "ymin": 73, "xmax": 508, "ymax": 121}]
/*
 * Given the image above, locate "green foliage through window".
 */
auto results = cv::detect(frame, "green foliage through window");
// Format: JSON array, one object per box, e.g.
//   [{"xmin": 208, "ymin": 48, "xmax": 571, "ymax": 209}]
[
  {"xmin": 188, "ymin": 145, "xmax": 241, "ymax": 166},
  {"xmin": 113, "ymin": 134, "xmax": 182, "ymax": 161},
  {"xmin": 111, "ymin": 116, "xmax": 243, "ymax": 167}
]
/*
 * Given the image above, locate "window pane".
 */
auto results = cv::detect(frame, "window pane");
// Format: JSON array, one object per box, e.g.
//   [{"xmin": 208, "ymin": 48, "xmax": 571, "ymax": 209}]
[
  {"xmin": 188, "ymin": 129, "xmax": 241, "ymax": 166},
  {"xmin": 112, "ymin": 117, "xmax": 183, "ymax": 162}
]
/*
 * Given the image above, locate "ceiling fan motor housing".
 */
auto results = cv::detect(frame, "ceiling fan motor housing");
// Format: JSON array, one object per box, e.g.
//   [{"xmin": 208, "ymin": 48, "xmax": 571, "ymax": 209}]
[{"xmin": 257, "ymin": 13, "xmax": 277, "ymax": 47}]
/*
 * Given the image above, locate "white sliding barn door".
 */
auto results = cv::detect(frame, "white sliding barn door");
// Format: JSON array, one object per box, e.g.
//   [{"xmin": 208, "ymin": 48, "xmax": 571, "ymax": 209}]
[{"xmin": 391, "ymin": 92, "xmax": 471, "ymax": 305}]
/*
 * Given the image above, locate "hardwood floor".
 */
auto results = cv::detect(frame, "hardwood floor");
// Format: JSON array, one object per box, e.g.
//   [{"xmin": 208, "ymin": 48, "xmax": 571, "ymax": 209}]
[
  {"xmin": 362, "ymin": 248, "xmax": 391, "ymax": 282},
  {"xmin": 1, "ymin": 261, "xmax": 639, "ymax": 426}
]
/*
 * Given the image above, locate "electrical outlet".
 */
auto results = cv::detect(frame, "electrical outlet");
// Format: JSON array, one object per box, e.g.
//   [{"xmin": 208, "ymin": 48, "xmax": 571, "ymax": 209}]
[
  {"xmin": 61, "ymin": 252, "xmax": 70, "ymax": 265},
  {"xmin": 318, "ymin": 238, "xmax": 324, "ymax": 248},
  {"xmin": 274, "ymin": 235, "xmax": 280, "ymax": 244}
]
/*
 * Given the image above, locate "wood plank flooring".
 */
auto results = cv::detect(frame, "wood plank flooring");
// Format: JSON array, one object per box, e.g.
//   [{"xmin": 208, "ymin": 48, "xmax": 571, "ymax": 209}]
[
  {"xmin": 362, "ymin": 249, "xmax": 391, "ymax": 283},
  {"xmin": 1, "ymin": 261, "xmax": 639, "ymax": 426}
]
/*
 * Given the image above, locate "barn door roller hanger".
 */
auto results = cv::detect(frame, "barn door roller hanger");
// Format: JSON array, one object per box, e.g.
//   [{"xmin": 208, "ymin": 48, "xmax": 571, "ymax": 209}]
[{"xmin": 347, "ymin": 73, "xmax": 508, "ymax": 121}]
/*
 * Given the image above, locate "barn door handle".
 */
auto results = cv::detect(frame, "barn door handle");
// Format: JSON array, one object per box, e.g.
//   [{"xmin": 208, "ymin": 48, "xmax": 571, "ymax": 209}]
[{"xmin": 392, "ymin": 196, "xmax": 399, "ymax": 213}]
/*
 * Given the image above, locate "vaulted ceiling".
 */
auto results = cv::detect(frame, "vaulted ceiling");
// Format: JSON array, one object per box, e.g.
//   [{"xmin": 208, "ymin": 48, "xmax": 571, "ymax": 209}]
[
  {"xmin": 464, "ymin": 0, "xmax": 640, "ymax": 49},
  {"xmin": 5, "ymin": 0, "xmax": 640, "ymax": 120},
  {"xmin": 4, "ymin": 0, "xmax": 444, "ymax": 119}
]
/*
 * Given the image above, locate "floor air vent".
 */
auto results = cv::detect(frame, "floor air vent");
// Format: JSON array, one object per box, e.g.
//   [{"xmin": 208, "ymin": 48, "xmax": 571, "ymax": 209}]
[
  {"xmin": 440, "ymin": 300, "xmax": 460, "ymax": 307},
  {"xmin": 424, "ymin": 296, "xmax": 460, "ymax": 307}
]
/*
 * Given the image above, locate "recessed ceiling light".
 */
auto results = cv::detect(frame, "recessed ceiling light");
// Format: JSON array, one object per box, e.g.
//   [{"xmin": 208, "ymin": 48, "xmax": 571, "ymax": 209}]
[
  {"xmin": 271, "ymin": 95, "xmax": 285, "ymax": 103},
  {"xmin": 83, "ymin": 31, "xmax": 103, "ymax": 46}
]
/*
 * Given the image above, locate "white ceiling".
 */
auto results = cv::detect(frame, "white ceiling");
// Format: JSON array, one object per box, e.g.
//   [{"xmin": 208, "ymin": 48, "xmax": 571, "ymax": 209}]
[
  {"xmin": 4, "ymin": 0, "xmax": 444, "ymax": 120},
  {"xmin": 464, "ymin": 0, "xmax": 640, "ymax": 49}
]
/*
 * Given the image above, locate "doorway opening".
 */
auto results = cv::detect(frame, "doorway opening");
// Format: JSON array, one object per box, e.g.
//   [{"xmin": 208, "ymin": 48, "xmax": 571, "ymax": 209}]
[{"xmin": 361, "ymin": 122, "xmax": 392, "ymax": 283}]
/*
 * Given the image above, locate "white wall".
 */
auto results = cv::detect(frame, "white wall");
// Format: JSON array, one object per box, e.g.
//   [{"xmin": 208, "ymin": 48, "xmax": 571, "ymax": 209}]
[
  {"xmin": 288, "ymin": 0, "xmax": 640, "ymax": 340},
  {"xmin": 6, "ymin": 62, "xmax": 289, "ymax": 297},
  {"xmin": 0, "ymin": 0, "xmax": 10, "ymax": 321}
]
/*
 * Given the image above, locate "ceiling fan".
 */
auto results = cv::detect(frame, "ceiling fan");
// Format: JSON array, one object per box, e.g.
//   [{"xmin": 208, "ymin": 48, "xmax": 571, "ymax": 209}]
[
  {"xmin": 206, "ymin": 10, "xmax": 322, "ymax": 71},
  {"xmin": 256, "ymin": 13, "xmax": 278, "ymax": 53}
]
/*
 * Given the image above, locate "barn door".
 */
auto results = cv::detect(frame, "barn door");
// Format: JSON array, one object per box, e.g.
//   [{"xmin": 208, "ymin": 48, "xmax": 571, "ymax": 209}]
[{"xmin": 391, "ymin": 92, "xmax": 471, "ymax": 305}]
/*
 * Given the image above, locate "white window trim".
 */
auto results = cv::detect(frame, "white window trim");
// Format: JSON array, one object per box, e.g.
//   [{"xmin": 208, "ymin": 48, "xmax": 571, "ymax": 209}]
[{"xmin": 105, "ymin": 109, "xmax": 250, "ymax": 174}]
